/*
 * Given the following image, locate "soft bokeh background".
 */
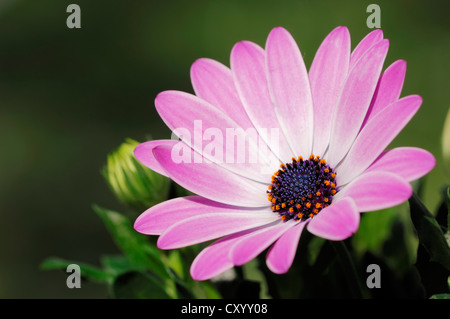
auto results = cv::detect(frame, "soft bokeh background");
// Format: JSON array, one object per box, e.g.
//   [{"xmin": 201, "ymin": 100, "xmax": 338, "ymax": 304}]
[{"xmin": 0, "ymin": 0, "xmax": 449, "ymax": 298}]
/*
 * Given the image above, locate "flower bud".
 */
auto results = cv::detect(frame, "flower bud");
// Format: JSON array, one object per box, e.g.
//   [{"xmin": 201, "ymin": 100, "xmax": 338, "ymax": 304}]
[{"xmin": 103, "ymin": 138, "xmax": 170, "ymax": 210}]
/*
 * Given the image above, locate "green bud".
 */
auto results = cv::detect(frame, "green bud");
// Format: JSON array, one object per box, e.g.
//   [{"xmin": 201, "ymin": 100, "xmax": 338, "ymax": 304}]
[
  {"xmin": 103, "ymin": 138, "xmax": 170, "ymax": 210},
  {"xmin": 443, "ymin": 108, "xmax": 450, "ymax": 174}
]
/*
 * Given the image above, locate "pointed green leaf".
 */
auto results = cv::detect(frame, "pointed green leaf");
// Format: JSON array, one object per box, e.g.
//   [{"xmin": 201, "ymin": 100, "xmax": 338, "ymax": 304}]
[
  {"xmin": 93, "ymin": 205, "xmax": 170, "ymax": 279},
  {"xmin": 100, "ymin": 255, "xmax": 146, "ymax": 276},
  {"xmin": 409, "ymin": 193, "xmax": 450, "ymax": 271},
  {"xmin": 330, "ymin": 241, "xmax": 365, "ymax": 299},
  {"xmin": 40, "ymin": 257, "xmax": 114, "ymax": 283}
]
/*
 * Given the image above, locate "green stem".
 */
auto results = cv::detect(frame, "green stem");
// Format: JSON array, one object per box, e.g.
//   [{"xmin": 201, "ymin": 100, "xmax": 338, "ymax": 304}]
[{"xmin": 330, "ymin": 240, "xmax": 365, "ymax": 298}]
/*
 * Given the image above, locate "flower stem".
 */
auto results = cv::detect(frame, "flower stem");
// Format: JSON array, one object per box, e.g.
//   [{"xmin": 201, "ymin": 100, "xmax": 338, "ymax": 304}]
[{"xmin": 330, "ymin": 240, "xmax": 365, "ymax": 298}]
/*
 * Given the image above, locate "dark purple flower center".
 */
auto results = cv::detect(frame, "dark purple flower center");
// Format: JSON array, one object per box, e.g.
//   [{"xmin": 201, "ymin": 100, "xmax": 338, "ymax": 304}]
[{"xmin": 267, "ymin": 155, "xmax": 338, "ymax": 222}]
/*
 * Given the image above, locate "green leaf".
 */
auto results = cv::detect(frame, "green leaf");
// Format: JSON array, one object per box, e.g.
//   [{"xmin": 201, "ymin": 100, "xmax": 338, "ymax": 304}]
[
  {"xmin": 93, "ymin": 205, "xmax": 170, "ymax": 279},
  {"xmin": 40, "ymin": 257, "xmax": 114, "ymax": 283},
  {"xmin": 430, "ymin": 293, "xmax": 450, "ymax": 299},
  {"xmin": 352, "ymin": 206, "xmax": 401, "ymax": 257},
  {"xmin": 307, "ymin": 236, "xmax": 326, "ymax": 266},
  {"xmin": 166, "ymin": 250, "xmax": 185, "ymax": 280},
  {"xmin": 330, "ymin": 241, "xmax": 365, "ymax": 299},
  {"xmin": 112, "ymin": 271, "xmax": 171, "ymax": 299},
  {"xmin": 100, "ymin": 254, "xmax": 146, "ymax": 276},
  {"xmin": 409, "ymin": 193, "xmax": 450, "ymax": 271},
  {"xmin": 195, "ymin": 281, "xmax": 222, "ymax": 299},
  {"xmin": 381, "ymin": 220, "xmax": 414, "ymax": 275}
]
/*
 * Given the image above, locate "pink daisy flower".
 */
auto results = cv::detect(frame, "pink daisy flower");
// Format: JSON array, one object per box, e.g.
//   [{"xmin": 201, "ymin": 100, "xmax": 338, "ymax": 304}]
[{"xmin": 133, "ymin": 26, "xmax": 435, "ymax": 280}]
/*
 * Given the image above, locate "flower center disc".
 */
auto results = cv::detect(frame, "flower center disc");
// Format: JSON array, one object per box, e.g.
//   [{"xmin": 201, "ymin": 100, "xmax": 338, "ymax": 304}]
[{"xmin": 267, "ymin": 155, "xmax": 338, "ymax": 222}]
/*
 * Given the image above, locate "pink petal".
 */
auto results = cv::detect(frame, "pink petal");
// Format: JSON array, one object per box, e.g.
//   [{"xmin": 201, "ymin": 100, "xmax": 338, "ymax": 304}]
[
  {"xmin": 327, "ymin": 39, "xmax": 389, "ymax": 167},
  {"xmin": 310, "ymin": 26, "xmax": 351, "ymax": 157},
  {"xmin": 361, "ymin": 60, "xmax": 407, "ymax": 130},
  {"xmin": 157, "ymin": 211, "xmax": 278, "ymax": 249},
  {"xmin": 190, "ymin": 237, "xmax": 236, "ymax": 281},
  {"xmin": 350, "ymin": 29, "xmax": 384, "ymax": 69},
  {"xmin": 266, "ymin": 221, "xmax": 306, "ymax": 274},
  {"xmin": 190, "ymin": 58, "xmax": 255, "ymax": 131},
  {"xmin": 365, "ymin": 147, "xmax": 436, "ymax": 182},
  {"xmin": 229, "ymin": 220, "xmax": 295, "ymax": 266},
  {"xmin": 152, "ymin": 144, "xmax": 268, "ymax": 207},
  {"xmin": 265, "ymin": 27, "xmax": 314, "ymax": 156},
  {"xmin": 155, "ymin": 90, "xmax": 273, "ymax": 182},
  {"xmin": 336, "ymin": 95, "xmax": 422, "ymax": 185},
  {"xmin": 307, "ymin": 197, "xmax": 360, "ymax": 241},
  {"xmin": 190, "ymin": 226, "xmax": 269, "ymax": 281},
  {"xmin": 134, "ymin": 196, "xmax": 256, "ymax": 235},
  {"xmin": 134, "ymin": 139, "xmax": 178, "ymax": 177},
  {"xmin": 333, "ymin": 171, "xmax": 413, "ymax": 212},
  {"xmin": 230, "ymin": 40, "xmax": 293, "ymax": 162}
]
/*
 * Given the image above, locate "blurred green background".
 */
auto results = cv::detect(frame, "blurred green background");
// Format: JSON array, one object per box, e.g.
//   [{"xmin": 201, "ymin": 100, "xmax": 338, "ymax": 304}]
[{"xmin": 0, "ymin": 0, "xmax": 449, "ymax": 298}]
